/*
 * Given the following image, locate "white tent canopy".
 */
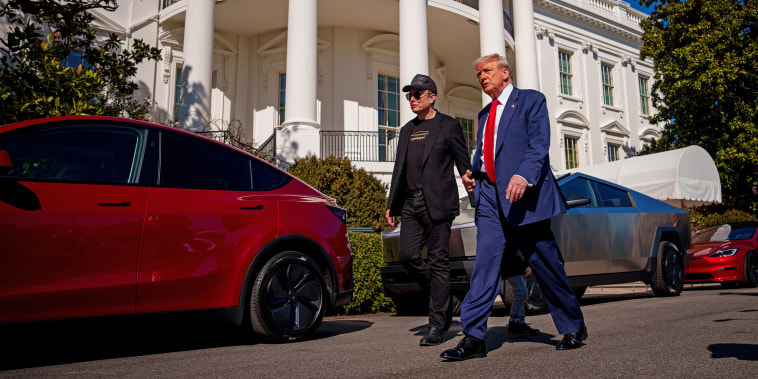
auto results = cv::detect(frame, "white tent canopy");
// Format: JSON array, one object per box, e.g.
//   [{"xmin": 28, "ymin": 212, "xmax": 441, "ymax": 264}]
[{"xmin": 558, "ymin": 145, "xmax": 722, "ymax": 208}]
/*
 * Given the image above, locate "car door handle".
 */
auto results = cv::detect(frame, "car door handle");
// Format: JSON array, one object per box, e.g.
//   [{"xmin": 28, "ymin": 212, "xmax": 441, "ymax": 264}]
[
  {"xmin": 241, "ymin": 205, "xmax": 264, "ymax": 210},
  {"xmin": 98, "ymin": 202, "xmax": 132, "ymax": 207}
]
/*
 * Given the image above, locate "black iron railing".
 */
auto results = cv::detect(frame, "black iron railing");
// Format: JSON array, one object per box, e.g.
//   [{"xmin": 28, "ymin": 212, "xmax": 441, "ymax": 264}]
[
  {"xmin": 320, "ymin": 130, "xmax": 399, "ymax": 162},
  {"xmin": 161, "ymin": 0, "xmax": 181, "ymax": 10},
  {"xmin": 321, "ymin": 130, "xmax": 478, "ymax": 162}
]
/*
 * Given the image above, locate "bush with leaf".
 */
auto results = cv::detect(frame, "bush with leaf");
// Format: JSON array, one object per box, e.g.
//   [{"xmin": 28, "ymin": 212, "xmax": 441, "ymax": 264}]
[
  {"xmin": 692, "ymin": 209, "xmax": 758, "ymax": 231},
  {"xmin": 335, "ymin": 231, "xmax": 394, "ymax": 315},
  {"xmin": 0, "ymin": 0, "xmax": 162, "ymax": 124},
  {"xmin": 289, "ymin": 155, "xmax": 388, "ymax": 231}
]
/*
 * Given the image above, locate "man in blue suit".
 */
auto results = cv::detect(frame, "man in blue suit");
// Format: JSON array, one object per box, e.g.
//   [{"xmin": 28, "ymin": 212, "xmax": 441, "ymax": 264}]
[{"xmin": 441, "ymin": 54, "xmax": 587, "ymax": 361}]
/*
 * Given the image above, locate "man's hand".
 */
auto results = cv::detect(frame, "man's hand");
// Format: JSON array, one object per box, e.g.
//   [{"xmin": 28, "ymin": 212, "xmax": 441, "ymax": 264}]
[
  {"xmin": 385, "ymin": 209, "xmax": 397, "ymax": 227},
  {"xmin": 462, "ymin": 169, "xmax": 476, "ymax": 192},
  {"xmin": 505, "ymin": 175, "xmax": 528, "ymax": 202},
  {"xmin": 523, "ymin": 266, "xmax": 532, "ymax": 278}
]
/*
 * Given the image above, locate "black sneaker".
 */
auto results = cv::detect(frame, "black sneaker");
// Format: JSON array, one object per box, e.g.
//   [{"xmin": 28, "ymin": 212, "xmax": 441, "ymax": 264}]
[{"xmin": 507, "ymin": 321, "xmax": 540, "ymax": 337}]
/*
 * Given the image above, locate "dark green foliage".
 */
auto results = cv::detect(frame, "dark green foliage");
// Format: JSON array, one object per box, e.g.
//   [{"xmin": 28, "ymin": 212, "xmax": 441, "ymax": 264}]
[
  {"xmin": 335, "ymin": 231, "xmax": 395, "ymax": 315},
  {"xmin": 638, "ymin": 0, "xmax": 758, "ymax": 213},
  {"xmin": 289, "ymin": 155, "xmax": 388, "ymax": 231},
  {"xmin": 0, "ymin": 0, "xmax": 162, "ymax": 124},
  {"xmin": 692, "ymin": 209, "xmax": 758, "ymax": 231}
]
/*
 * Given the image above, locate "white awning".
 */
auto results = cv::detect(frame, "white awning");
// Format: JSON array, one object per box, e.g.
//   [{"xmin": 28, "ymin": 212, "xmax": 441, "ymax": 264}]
[{"xmin": 558, "ymin": 145, "xmax": 722, "ymax": 208}]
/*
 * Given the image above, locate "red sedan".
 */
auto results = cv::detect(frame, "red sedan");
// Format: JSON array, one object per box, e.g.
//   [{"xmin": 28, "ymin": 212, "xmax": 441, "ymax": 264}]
[
  {"xmin": 0, "ymin": 116, "xmax": 353, "ymax": 342},
  {"xmin": 685, "ymin": 222, "xmax": 758, "ymax": 288}
]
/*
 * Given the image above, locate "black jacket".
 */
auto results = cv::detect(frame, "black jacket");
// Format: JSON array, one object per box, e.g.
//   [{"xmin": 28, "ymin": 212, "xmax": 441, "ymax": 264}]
[{"xmin": 386, "ymin": 111, "xmax": 471, "ymax": 222}]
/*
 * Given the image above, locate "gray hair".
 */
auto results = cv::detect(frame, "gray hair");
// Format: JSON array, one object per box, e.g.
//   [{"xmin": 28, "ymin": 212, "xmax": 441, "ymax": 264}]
[{"xmin": 473, "ymin": 53, "xmax": 510, "ymax": 71}]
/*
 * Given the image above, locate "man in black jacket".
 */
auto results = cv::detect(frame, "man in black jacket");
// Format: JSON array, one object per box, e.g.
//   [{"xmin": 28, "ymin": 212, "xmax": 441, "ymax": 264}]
[{"xmin": 385, "ymin": 74, "xmax": 471, "ymax": 346}]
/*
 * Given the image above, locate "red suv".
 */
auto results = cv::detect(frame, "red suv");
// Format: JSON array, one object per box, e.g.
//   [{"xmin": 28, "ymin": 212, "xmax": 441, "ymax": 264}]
[{"xmin": 0, "ymin": 116, "xmax": 353, "ymax": 342}]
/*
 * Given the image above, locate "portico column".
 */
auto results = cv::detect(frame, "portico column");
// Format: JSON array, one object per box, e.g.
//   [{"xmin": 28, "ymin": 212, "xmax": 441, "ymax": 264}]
[
  {"xmin": 513, "ymin": 0, "xmax": 540, "ymax": 90},
  {"xmin": 179, "ymin": 0, "xmax": 215, "ymax": 131},
  {"xmin": 399, "ymin": 0, "xmax": 429, "ymax": 124},
  {"xmin": 478, "ymin": 0, "xmax": 507, "ymax": 105},
  {"xmin": 280, "ymin": 0, "xmax": 320, "ymax": 162}
]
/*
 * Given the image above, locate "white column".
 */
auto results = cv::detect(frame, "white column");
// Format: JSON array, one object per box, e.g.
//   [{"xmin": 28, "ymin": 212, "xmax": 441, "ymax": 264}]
[
  {"xmin": 478, "ymin": 0, "xmax": 507, "ymax": 105},
  {"xmin": 280, "ymin": 0, "xmax": 320, "ymax": 162},
  {"xmin": 513, "ymin": 0, "xmax": 540, "ymax": 90},
  {"xmin": 399, "ymin": 0, "xmax": 429, "ymax": 124},
  {"xmin": 179, "ymin": 0, "xmax": 215, "ymax": 131}
]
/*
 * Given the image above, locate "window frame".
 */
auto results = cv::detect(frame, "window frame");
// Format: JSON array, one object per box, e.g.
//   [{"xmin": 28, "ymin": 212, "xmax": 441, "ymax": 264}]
[
  {"xmin": 638, "ymin": 76, "xmax": 650, "ymax": 116},
  {"xmin": 564, "ymin": 135, "xmax": 579, "ymax": 170},
  {"xmin": 601, "ymin": 63, "xmax": 615, "ymax": 106},
  {"xmin": 558, "ymin": 50, "xmax": 574, "ymax": 96}
]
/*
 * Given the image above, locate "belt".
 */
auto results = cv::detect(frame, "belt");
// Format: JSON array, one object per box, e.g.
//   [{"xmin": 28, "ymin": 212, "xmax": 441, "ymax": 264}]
[
  {"xmin": 473, "ymin": 172, "xmax": 495, "ymax": 183},
  {"xmin": 407, "ymin": 189, "xmax": 423, "ymax": 197}
]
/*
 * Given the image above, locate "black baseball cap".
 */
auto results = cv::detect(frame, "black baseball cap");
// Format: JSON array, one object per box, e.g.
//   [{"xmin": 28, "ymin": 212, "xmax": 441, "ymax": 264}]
[{"xmin": 402, "ymin": 74, "xmax": 437, "ymax": 94}]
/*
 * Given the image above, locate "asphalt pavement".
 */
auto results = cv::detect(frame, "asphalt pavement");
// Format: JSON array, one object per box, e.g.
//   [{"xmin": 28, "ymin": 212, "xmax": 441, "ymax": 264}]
[{"xmin": 2, "ymin": 283, "xmax": 757, "ymax": 378}]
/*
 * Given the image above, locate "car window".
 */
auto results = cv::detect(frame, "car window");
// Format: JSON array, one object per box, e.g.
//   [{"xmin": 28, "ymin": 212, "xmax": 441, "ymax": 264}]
[
  {"xmin": 729, "ymin": 226, "xmax": 757, "ymax": 240},
  {"xmin": 251, "ymin": 159, "xmax": 290, "ymax": 191},
  {"xmin": 559, "ymin": 177, "xmax": 597, "ymax": 207},
  {"xmin": 593, "ymin": 181, "xmax": 632, "ymax": 207},
  {"xmin": 159, "ymin": 132, "xmax": 251, "ymax": 190},
  {"xmin": 0, "ymin": 125, "xmax": 145, "ymax": 184}
]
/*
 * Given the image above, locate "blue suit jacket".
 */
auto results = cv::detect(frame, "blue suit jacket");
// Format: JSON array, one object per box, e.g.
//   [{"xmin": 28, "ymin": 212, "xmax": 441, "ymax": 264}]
[{"xmin": 471, "ymin": 87, "xmax": 566, "ymax": 226}]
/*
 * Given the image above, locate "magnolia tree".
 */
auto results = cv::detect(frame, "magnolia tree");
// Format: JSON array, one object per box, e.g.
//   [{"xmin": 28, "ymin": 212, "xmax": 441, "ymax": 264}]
[
  {"xmin": 0, "ymin": 0, "xmax": 161, "ymax": 124},
  {"xmin": 638, "ymin": 0, "xmax": 758, "ymax": 212}
]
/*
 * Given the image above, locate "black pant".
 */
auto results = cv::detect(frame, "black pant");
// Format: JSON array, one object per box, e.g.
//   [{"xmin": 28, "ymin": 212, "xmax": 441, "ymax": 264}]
[{"xmin": 399, "ymin": 194, "xmax": 454, "ymax": 330}]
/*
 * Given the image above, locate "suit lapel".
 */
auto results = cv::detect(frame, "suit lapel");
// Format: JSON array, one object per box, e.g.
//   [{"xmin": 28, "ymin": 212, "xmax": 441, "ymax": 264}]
[
  {"xmin": 422, "ymin": 115, "xmax": 443, "ymax": 166},
  {"xmin": 495, "ymin": 88, "xmax": 519, "ymax": 157}
]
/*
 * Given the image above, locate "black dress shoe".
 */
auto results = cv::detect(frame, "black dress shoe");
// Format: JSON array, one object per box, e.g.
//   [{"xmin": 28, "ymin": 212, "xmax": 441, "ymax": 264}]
[
  {"xmin": 555, "ymin": 328, "xmax": 588, "ymax": 350},
  {"xmin": 440, "ymin": 335, "xmax": 487, "ymax": 360},
  {"xmin": 506, "ymin": 321, "xmax": 540, "ymax": 337},
  {"xmin": 420, "ymin": 326, "xmax": 446, "ymax": 346}
]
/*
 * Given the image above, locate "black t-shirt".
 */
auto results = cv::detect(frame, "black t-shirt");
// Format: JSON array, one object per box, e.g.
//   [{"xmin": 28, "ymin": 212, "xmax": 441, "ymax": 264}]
[{"xmin": 403, "ymin": 114, "xmax": 439, "ymax": 191}]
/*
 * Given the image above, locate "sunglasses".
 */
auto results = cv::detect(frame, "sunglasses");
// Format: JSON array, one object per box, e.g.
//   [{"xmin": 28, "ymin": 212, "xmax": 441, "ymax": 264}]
[{"xmin": 405, "ymin": 91, "xmax": 430, "ymax": 101}]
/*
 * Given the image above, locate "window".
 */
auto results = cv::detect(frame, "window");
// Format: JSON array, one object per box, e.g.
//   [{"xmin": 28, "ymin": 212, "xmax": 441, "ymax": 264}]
[
  {"xmin": 0, "ymin": 125, "xmax": 144, "ymax": 184},
  {"xmin": 607, "ymin": 143, "xmax": 620, "ymax": 162},
  {"xmin": 159, "ymin": 132, "xmax": 251, "ymax": 191},
  {"xmin": 558, "ymin": 51, "xmax": 573, "ymax": 96},
  {"xmin": 456, "ymin": 116, "xmax": 476, "ymax": 156},
  {"xmin": 278, "ymin": 73, "xmax": 286, "ymax": 125},
  {"xmin": 639, "ymin": 76, "xmax": 650, "ymax": 115},
  {"xmin": 601, "ymin": 63, "xmax": 614, "ymax": 106},
  {"xmin": 560, "ymin": 177, "xmax": 632, "ymax": 208},
  {"xmin": 173, "ymin": 65, "xmax": 183, "ymax": 123},
  {"xmin": 378, "ymin": 74, "xmax": 400, "ymax": 161},
  {"xmin": 595, "ymin": 181, "xmax": 632, "ymax": 207},
  {"xmin": 564, "ymin": 136, "xmax": 579, "ymax": 169}
]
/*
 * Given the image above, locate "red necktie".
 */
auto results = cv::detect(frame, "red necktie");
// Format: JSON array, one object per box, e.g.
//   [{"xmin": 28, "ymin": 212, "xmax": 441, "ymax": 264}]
[{"xmin": 483, "ymin": 98, "xmax": 499, "ymax": 183}]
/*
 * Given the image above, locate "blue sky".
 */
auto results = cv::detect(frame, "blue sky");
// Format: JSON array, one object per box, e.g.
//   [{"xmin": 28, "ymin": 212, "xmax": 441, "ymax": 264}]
[{"xmin": 629, "ymin": 1, "xmax": 657, "ymax": 14}]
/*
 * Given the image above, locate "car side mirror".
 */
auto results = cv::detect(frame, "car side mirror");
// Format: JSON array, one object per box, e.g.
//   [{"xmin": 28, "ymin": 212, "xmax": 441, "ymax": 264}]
[{"xmin": 0, "ymin": 150, "xmax": 11, "ymax": 175}]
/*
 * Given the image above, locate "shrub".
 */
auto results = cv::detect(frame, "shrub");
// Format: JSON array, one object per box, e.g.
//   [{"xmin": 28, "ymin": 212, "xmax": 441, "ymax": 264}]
[
  {"xmin": 335, "ymin": 231, "xmax": 394, "ymax": 315},
  {"xmin": 289, "ymin": 156, "xmax": 388, "ymax": 231},
  {"xmin": 693, "ymin": 209, "xmax": 758, "ymax": 231}
]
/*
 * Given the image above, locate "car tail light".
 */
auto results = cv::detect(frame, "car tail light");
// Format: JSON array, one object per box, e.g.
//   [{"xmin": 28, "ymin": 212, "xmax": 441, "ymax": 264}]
[{"xmin": 327, "ymin": 205, "xmax": 347, "ymax": 224}]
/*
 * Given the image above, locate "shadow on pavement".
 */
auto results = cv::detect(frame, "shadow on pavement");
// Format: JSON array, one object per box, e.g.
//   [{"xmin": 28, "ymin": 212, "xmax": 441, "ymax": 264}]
[{"xmin": 0, "ymin": 315, "xmax": 373, "ymax": 371}]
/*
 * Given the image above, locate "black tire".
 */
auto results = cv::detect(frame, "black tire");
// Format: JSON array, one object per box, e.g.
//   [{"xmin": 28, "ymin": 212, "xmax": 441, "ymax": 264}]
[
  {"xmin": 250, "ymin": 251, "xmax": 327, "ymax": 342},
  {"xmin": 742, "ymin": 251, "xmax": 758, "ymax": 288},
  {"xmin": 500, "ymin": 274, "xmax": 549, "ymax": 316},
  {"xmin": 651, "ymin": 242, "xmax": 684, "ymax": 296}
]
